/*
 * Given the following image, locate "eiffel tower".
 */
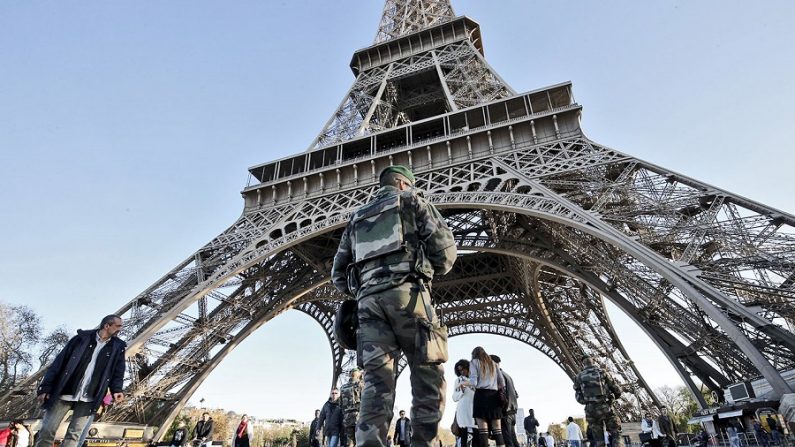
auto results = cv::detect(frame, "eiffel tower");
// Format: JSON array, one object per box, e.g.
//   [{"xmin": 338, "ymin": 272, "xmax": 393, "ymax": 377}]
[{"xmin": 3, "ymin": 0, "xmax": 795, "ymax": 439}]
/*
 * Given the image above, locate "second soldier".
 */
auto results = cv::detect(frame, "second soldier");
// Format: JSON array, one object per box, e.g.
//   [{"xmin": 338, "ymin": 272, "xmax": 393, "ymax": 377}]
[
  {"xmin": 573, "ymin": 354, "xmax": 623, "ymax": 447},
  {"xmin": 340, "ymin": 368, "xmax": 364, "ymax": 447}
]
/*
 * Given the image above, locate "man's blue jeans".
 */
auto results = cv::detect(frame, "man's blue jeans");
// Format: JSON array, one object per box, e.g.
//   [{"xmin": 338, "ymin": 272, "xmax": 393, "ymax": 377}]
[
  {"xmin": 327, "ymin": 435, "xmax": 340, "ymax": 447},
  {"xmin": 34, "ymin": 399, "xmax": 94, "ymax": 447},
  {"xmin": 570, "ymin": 440, "xmax": 581, "ymax": 447}
]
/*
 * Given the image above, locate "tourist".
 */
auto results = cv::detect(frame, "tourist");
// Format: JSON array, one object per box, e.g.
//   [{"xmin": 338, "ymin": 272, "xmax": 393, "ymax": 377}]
[
  {"xmin": 394, "ymin": 410, "xmax": 412, "ymax": 447},
  {"xmin": 691, "ymin": 429, "xmax": 708, "ymax": 447},
  {"xmin": 318, "ymin": 388, "xmax": 344, "ymax": 447},
  {"xmin": 33, "ymin": 315, "xmax": 126, "ymax": 447},
  {"xmin": 753, "ymin": 419, "xmax": 769, "ymax": 447},
  {"xmin": 452, "ymin": 359, "xmax": 477, "ymax": 447},
  {"xmin": 6, "ymin": 424, "xmax": 17, "ymax": 447},
  {"xmin": 545, "ymin": 432, "xmax": 555, "ymax": 447},
  {"xmin": 310, "ymin": 409, "xmax": 321, "ymax": 447},
  {"xmin": 538, "ymin": 433, "xmax": 547, "ymax": 447},
  {"xmin": 766, "ymin": 415, "xmax": 781, "ymax": 446},
  {"xmin": 656, "ymin": 407, "xmax": 676, "ymax": 447},
  {"xmin": 524, "ymin": 410, "xmax": 540, "ymax": 447},
  {"xmin": 470, "ymin": 347, "xmax": 506, "ymax": 447},
  {"xmin": 726, "ymin": 421, "xmax": 741, "ymax": 447},
  {"xmin": 5, "ymin": 424, "xmax": 16, "ymax": 447},
  {"xmin": 232, "ymin": 415, "xmax": 253, "ymax": 447},
  {"xmin": 192, "ymin": 412, "xmax": 214, "ymax": 447},
  {"xmin": 10, "ymin": 422, "xmax": 31, "ymax": 447},
  {"xmin": 639, "ymin": 412, "xmax": 662, "ymax": 447},
  {"xmin": 0, "ymin": 423, "xmax": 11, "ymax": 447},
  {"xmin": 567, "ymin": 417, "xmax": 583, "ymax": 447},
  {"xmin": 491, "ymin": 355, "xmax": 519, "ymax": 447},
  {"xmin": 169, "ymin": 421, "xmax": 189, "ymax": 447}
]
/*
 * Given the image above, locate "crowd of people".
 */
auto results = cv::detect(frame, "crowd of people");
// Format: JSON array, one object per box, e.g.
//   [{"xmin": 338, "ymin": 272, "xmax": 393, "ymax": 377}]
[
  {"xmin": 309, "ymin": 368, "xmax": 365, "ymax": 447},
  {"xmin": 165, "ymin": 413, "xmax": 254, "ymax": 447},
  {"xmin": 639, "ymin": 410, "xmax": 787, "ymax": 447},
  {"xmin": 638, "ymin": 406, "xmax": 678, "ymax": 447},
  {"xmin": 307, "ymin": 346, "xmax": 545, "ymax": 447},
  {"xmin": 450, "ymin": 348, "xmax": 520, "ymax": 447},
  {"xmin": 0, "ymin": 421, "xmax": 32, "ymax": 447}
]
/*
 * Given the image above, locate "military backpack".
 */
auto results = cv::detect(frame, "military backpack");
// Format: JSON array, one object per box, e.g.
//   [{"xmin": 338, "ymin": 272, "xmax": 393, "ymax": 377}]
[{"xmin": 578, "ymin": 365, "xmax": 609, "ymax": 403}]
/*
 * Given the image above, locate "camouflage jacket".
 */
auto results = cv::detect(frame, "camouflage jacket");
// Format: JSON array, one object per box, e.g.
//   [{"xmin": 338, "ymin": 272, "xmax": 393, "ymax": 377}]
[
  {"xmin": 573, "ymin": 364, "xmax": 622, "ymax": 405},
  {"xmin": 340, "ymin": 378, "xmax": 363, "ymax": 414},
  {"xmin": 331, "ymin": 185, "xmax": 457, "ymax": 298}
]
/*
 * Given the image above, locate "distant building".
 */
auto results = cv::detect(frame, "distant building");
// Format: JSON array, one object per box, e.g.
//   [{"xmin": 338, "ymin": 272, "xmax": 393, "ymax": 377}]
[
  {"xmin": 516, "ymin": 408, "xmax": 526, "ymax": 436},
  {"xmin": 262, "ymin": 419, "xmax": 304, "ymax": 430}
]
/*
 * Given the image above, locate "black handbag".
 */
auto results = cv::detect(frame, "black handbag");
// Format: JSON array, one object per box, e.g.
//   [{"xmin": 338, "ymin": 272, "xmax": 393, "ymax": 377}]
[
  {"xmin": 498, "ymin": 386, "xmax": 508, "ymax": 409},
  {"xmin": 451, "ymin": 417, "xmax": 462, "ymax": 437}
]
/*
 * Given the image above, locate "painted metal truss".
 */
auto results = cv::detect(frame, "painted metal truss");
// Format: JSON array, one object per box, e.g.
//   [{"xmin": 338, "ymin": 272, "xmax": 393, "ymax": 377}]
[
  {"xmin": 311, "ymin": 32, "xmax": 513, "ymax": 149},
  {"xmin": 4, "ymin": 135, "xmax": 793, "ymax": 430},
  {"xmin": 375, "ymin": 0, "xmax": 456, "ymax": 43}
]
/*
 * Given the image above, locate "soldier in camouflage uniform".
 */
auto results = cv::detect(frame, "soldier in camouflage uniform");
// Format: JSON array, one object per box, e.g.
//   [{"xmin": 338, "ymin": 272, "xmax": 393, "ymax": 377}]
[
  {"xmin": 573, "ymin": 354, "xmax": 623, "ymax": 447},
  {"xmin": 341, "ymin": 368, "xmax": 364, "ymax": 447},
  {"xmin": 332, "ymin": 165, "xmax": 457, "ymax": 447}
]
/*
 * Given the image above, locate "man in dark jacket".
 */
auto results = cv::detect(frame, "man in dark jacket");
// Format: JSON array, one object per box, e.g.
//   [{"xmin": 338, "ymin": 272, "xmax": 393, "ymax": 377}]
[
  {"xmin": 34, "ymin": 315, "xmax": 125, "ymax": 447},
  {"xmin": 193, "ymin": 413, "xmax": 214, "ymax": 447},
  {"xmin": 657, "ymin": 407, "xmax": 677, "ymax": 447},
  {"xmin": 310, "ymin": 410, "xmax": 321, "ymax": 447},
  {"xmin": 491, "ymin": 355, "xmax": 519, "ymax": 447},
  {"xmin": 318, "ymin": 389, "xmax": 344, "ymax": 447},
  {"xmin": 524, "ymin": 410, "xmax": 540, "ymax": 447},
  {"xmin": 393, "ymin": 411, "xmax": 411, "ymax": 447}
]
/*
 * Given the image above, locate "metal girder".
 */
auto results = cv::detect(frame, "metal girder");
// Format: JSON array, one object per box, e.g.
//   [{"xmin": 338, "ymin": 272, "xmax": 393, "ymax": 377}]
[{"xmin": 294, "ymin": 301, "xmax": 348, "ymax": 389}]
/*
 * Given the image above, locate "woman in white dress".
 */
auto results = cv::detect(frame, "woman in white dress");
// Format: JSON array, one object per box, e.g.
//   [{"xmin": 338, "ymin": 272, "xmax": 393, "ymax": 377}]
[
  {"xmin": 11, "ymin": 421, "xmax": 31, "ymax": 447},
  {"xmin": 453, "ymin": 359, "xmax": 477, "ymax": 447}
]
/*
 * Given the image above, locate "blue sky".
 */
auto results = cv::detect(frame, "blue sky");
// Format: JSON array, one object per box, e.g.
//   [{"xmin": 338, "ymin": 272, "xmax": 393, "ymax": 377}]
[{"xmin": 1, "ymin": 0, "xmax": 794, "ymax": 428}]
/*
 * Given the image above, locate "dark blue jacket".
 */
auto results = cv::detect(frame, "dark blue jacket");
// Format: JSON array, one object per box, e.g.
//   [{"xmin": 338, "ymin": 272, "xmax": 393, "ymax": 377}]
[
  {"xmin": 37, "ymin": 329, "xmax": 126, "ymax": 412},
  {"xmin": 318, "ymin": 399, "xmax": 344, "ymax": 436}
]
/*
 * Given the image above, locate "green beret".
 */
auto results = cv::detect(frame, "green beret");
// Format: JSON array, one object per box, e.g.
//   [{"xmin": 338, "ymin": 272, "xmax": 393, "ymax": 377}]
[{"xmin": 379, "ymin": 165, "xmax": 416, "ymax": 185}]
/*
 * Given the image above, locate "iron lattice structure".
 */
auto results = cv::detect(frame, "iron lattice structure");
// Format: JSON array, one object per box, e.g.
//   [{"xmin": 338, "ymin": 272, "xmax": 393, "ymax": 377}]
[{"xmin": 3, "ymin": 0, "xmax": 795, "ymax": 438}]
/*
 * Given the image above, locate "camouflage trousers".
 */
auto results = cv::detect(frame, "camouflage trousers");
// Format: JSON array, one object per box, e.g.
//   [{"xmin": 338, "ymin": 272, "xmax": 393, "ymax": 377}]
[
  {"xmin": 585, "ymin": 402, "xmax": 622, "ymax": 447},
  {"xmin": 345, "ymin": 424, "xmax": 357, "ymax": 447},
  {"xmin": 356, "ymin": 282, "xmax": 446, "ymax": 447}
]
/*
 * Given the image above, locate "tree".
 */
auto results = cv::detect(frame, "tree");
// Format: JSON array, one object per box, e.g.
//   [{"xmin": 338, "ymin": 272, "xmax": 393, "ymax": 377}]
[
  {"xmin": 261, "ymin": 425, "xmax": 294, "ymax": 447},
  {"xmin": 655, "ymin": 385, "xmax": 700, "ymax": 432},
  {"xmin": 39, "ymin": 326, "xmax": 71, "ymax": 366},
  {"xmin": 547, "ymin": 424, "xmax": 566, "ymax": 443},
  {"xmin": 162, "ymin": 412, "xmax": 195, "ymax": 443},
  {"xmin": 294, "ymin": 425, "xmax": 309, "ymax": 447},
  {"xmin": 0, "ymin": 302, "xmax": 42, "ymax": 393},
  {"xmin": 437, "ymin": 428, "xmax": 455, "ymax": 446}
]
